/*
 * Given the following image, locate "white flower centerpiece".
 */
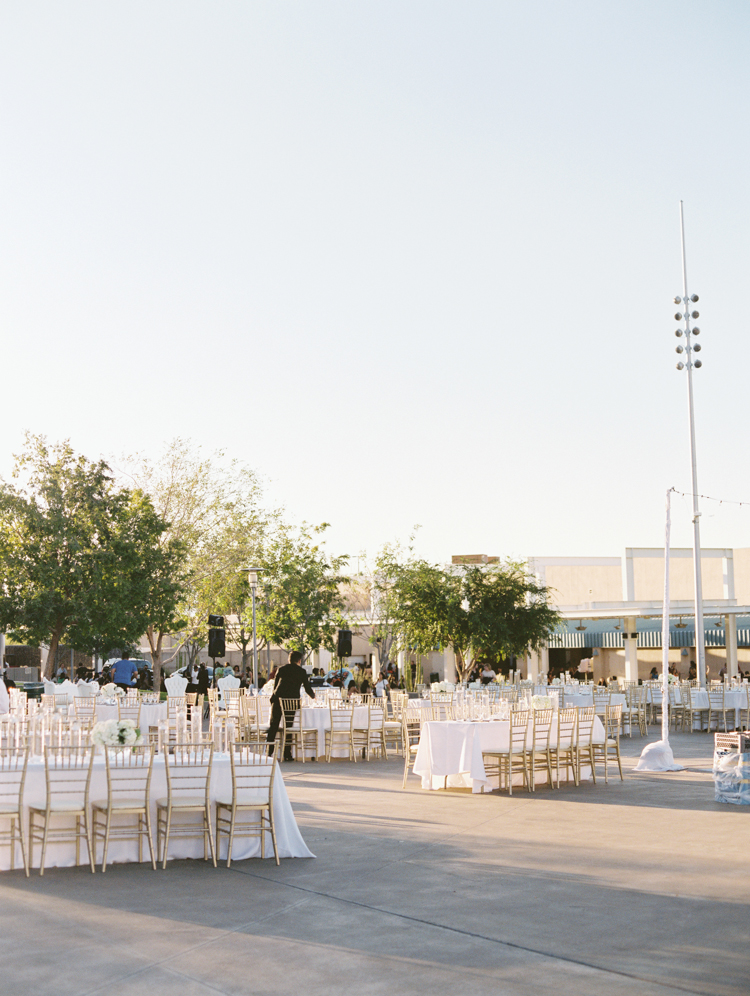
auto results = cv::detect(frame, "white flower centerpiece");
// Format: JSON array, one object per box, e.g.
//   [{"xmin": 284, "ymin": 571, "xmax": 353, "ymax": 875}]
[
  {"xmin": 431, "ymin": 681, "xmax": 455, "ymax": 693},
  {"xmin": 99, "ymin": 682, "xmax": 125, "ymax": 701},
  {"xmin": 92, "ymin": 718, "xmax": 143, "ymax": 748},
  {"xmin": 531, "ymin": 695, "xmax": 552, "ymax": 710}
]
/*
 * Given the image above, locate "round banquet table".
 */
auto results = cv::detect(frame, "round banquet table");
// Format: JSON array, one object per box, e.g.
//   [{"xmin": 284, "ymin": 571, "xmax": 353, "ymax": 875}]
[
  {"xmin": 297, "ymin": 705, "xmax": 371, "ymax": 757},
  {"xmin": 94, "ymin": 701, "xmax": 167, "ymax": 728},
  {"xmin": 412, "ymin": 717, "xmax": 606, "ymax": 794},
  {"xmin": 4, "ymin": 751, "xmax": 314, "ymax": 871}
]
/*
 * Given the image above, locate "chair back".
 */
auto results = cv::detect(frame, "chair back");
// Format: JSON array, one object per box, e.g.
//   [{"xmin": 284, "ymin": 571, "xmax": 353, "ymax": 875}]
[
  {"xmin": 43, "ymin": 746, "xmax": 95, "ymax": 811},
  {"xmin": 255, "ymin": 696, "xmax": 271, "ymax": 726},
  {"xmin": 228, "ymin": 742, "xmax": 275, "ymax": 805},
  {"xmin": 75, "ymin": 681, "xmax": 97, "ymax": 698},
  {"xmin": 104, "ymin": 745, "xmax": 154, "ymax": 806},
  {"xmin": 402, "ymin": 708, "xmax": 423, "ymax": 751},
  {"xmin": 118, "ymin": 699, "xmax": 142, "ymax": 724},
  {"xmin": 368, "ymin": 702, "xmax": 386, "ymax": 730},
  {"xmin": 278, "ymin": 699, "xmax": 302, "ymax": 730},
  {"xmin": 329, "ymin": 702, "xmax": 354, "ymax": 732},
  {"xmin": 73, "ymin": 698, "xmax": 97, "ymax": 719},
  {"xmin": 509, "ymin": 710, "xmax": 530, "ymax": 752},
  {"xmin": 217, "ymin": 675, "xmax": 241, "ymax": 692},
  {"xmin": 163, "ymin": 744, "xmax": 213, "ymax": 804},
  {"xmin": 531, "ymin": 708, "xmax": 554, "ymax": 748},
  {"xmin": 577, "ymin": 705, "xmax": 596, "ymax": 746},
  {"xmin": 605, "ymin": 703, "xmax": 622, "ymax": 741},
  {"xmin": 556, "ymin": 707, "xmax": 578, "ymax": 748},
  {"xmin": 224, "ymin": 688, "xmax": 242, "ymax": 718},
  {"xmin": 0, "ymin": 747, "xmax": 28, "ymax": 813},
  {"xmin": 708, "ymin": 687, "xmax": 725, "ymax": 709},
  {"xmin": 164, "ymin": 674, "xmax": 188, "ymax": 696},
  {"xmin": 167, "ymin": 696, "xmax": 187, "ymax": 718},
  {"xmin": 430, "ymin": 701, "xmax": 454, "ymax": 721}
]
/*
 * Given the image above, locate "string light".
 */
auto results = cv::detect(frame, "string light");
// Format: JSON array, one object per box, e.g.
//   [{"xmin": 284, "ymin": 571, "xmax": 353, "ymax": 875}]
[{"xmin": 670, "ymin": 488, "xmax": 750, "ymax": 509}]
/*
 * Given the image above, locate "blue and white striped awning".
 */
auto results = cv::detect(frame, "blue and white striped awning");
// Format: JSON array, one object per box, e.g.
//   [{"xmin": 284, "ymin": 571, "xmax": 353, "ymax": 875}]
[{"xmin": 548, "ymin": 616, "xmax": 750, "ymax": 649}]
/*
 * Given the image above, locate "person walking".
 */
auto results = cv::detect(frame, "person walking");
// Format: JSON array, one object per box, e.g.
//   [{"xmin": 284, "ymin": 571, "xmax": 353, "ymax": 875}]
[{"xmin": 266, "ymin": 651, "xmax": 314, "ymax": 761}]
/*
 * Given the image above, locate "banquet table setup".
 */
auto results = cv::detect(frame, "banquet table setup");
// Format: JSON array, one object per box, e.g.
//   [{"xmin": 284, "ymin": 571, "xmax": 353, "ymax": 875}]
[
  {"xmin": 412, "ymin": 713, "xmax": 608, "ymax": 793},
  {"xmin": 0, "ymin": 685, "xmax": 314, "ymax": 875}
]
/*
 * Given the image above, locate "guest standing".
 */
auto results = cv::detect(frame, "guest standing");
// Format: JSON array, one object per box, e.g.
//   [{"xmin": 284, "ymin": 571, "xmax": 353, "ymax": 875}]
[{"xmin": 266, "ymin": 651, "xmax": 314, "ymax": 761}]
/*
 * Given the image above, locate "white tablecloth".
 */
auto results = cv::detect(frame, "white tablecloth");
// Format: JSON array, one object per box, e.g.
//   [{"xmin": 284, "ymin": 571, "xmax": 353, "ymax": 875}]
[
  {"xmin": 94, "ymin": 702, "xmax": 168, "ymax": 728},
  {"xmin": 560, "ymin": 691, "xmax": 627, "ymax": 711},
  {"xmin": 298, "ymin": 705, "xmax": 371, "ymax": 756},
  {"xmin": 413, "ymin": 718, "xmax": 606, "ymax": 794},
  {"xmin": 4, "ymin": 752, "xmax": 313, "ymax": 870},
  {"xmin": 680, "ymin": 688, "xmax": 747, "ymax": 728}
]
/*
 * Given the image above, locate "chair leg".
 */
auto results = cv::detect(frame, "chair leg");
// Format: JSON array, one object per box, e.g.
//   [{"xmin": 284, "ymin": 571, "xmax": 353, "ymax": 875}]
[
  {"xmin": 205, "ymin": 807, "xmax": 216, "ymax": 867},
  {"xmin": 84, "ymin": 811, "xmax": 96, "ymax": 874},
  {"xmin": 226, "ymin": 806, "xmax": 237, "ymax": 868},
  {"xmin": 39, "ymin": 813, "xmax": 51, "ymax": 877}
]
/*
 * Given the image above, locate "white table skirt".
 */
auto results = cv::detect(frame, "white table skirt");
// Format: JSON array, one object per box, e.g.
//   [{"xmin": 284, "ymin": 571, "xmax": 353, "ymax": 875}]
[
  {"xmin": 95, "ymin": 702, "xmax": 168, "ymax": 728},
  {"xmin": 298, "ymin": 706, "xmax": 371, "ymax": 756},
  {"xmin": 413, "ymin": 718, "xmax": 606, "ymax": 794},
  {"xmin": 4, "ymin": 752, "xmax": 314, "ymax": 870},
  {"xmin": 679, "ymin": 688, "xmax": 747, "ymax": 729}
]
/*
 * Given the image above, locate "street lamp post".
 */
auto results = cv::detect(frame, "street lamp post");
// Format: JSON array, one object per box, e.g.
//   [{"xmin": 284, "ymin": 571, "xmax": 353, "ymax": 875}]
[
  {"xmin": 246, "ymin": 568, "xmax": 265, "ymax": 689},
  {"xmin": 673, "ymin": 201, "xmax": 707, "ymax": 688}
]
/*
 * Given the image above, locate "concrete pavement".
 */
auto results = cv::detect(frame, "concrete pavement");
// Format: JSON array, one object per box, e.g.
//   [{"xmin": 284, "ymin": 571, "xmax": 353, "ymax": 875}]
[{"xmin": 0, "ymin": 731, "xmax": 747, "ymax": 996}]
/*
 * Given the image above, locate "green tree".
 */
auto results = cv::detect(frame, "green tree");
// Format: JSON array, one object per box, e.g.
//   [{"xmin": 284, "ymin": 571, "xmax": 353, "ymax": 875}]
[
  {"xmin": 257, "ymin": 523, "xmax": 348, "ymax": 663},
  {"xmin": 118, "ymin": 438, "xmax": 271, "ymax": 689},
  {"xmin": 0, "ymin": 435, "xmax": 182, "ymax": 678},
  {"xmin": 392, "ymin": 559, "xmax": 559, "ymax": 682}
]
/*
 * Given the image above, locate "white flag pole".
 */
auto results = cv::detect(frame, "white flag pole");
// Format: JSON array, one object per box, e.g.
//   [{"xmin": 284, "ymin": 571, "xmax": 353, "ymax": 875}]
[
  {"xmin": 634, "ymin": 488, "xmax": 683, "ymax": 771},
  {"xmin": 661, "ymin": 489, "xmax": 672, "ymax": 746}
]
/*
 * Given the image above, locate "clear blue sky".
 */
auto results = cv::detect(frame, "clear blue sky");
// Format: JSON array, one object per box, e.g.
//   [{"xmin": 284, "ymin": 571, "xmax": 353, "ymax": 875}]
[{"xmin": 1, "ymin": 1, "xmax": 749, "ymax": 564}]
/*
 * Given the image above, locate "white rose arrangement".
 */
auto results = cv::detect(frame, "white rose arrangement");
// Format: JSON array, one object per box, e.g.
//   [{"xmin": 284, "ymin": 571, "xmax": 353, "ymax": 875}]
[
  {"xmin": 92, "ymin": 719, "xmax": 143, "ymax": 747},
  {"xmin": 531, "ymin": 695, "xmax": 552, "ymax": 710}
]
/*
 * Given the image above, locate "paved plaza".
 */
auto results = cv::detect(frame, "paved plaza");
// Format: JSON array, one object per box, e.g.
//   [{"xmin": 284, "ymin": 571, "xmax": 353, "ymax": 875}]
[{"xmin": 0, "ymin": 731, "xmax": 747, "ymax": 996}]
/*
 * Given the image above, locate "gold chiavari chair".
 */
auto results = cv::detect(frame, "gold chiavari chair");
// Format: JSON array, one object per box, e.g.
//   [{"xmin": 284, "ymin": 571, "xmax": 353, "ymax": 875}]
[
  {"xmin": 592, "ymin": 703, "xmax": 623, "ymax": 784},
  {"xmin": 223, "ymin": 688, "xmax": 242, "ymax": 721},
  {"xmin": 118, "ymin": 696, "xmax": 142, "ymax": 726},
  {"xmin": 278, "ymin": 698, "xmax": 317, "ymax": 762},
  {"xmin": 255, "ymin": 696, "xmax": 272, "ymax": 737},
  {"xmin": 708, "ymin": 686, "xmax": 733, "ymax": 733},
  {"xmin": 0, "ymin": 747, "xmax": 29, "ymax": 875},
  {"xmin": 686, "ymin": 685, "xmax": 710, "ymax": 733},
  {"xmin": 482, "ymin": 710, "xmax": 530, "ymax": 795},
  {"xmin": 156, "ymin": 743, "xmax": 216, "ymax": 869},
  {"xmin": 401, "ymin": 707, "xmax": 424, "ymax": 788},
  {"xmin": 360, "ymin": 701, "xmax": 387, "ymax": 761},
  {"xmin": 215, "ymin": 742, "xmax": 278, "ymax": 867},
  {"xmin": 325, "ymin": 702, "xmax": 356, "ymax": 762},
  {"xmin": 549, "ymin": 707, "xmax": 578, "ymax": 787},
  {"xmin": 29, "ymin": 745, "xmax": 96, "ymax": 875},
  {"xmin": 527, "ymin": 708, "xmax": 554, "ymax": 791},
  {"xmin": 739, "ymin": 685, "xmax": 750, "ymax": 730},
  {"xmin": 573, "ymin": 706, "xmax": 597, "ymax": 785},
  {"xmin": 92, "ymin": 745, "xmax": 156, "ymax": 871}
]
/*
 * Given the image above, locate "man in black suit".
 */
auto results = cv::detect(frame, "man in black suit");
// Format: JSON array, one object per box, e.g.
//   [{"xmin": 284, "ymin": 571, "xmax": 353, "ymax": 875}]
[{"xmin": 266, "ymin": 650, "xmax": 315, "ymax": 761}]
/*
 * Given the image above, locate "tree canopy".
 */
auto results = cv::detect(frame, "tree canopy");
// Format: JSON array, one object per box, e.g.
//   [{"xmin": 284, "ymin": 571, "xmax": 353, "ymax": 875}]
[
  {"xmin": 0, "ymin": 435, "xmax": 182, "ymax": 677},
  {"xmin": 391, "ymin": 558, "xmax": 559, "ymax": 681}
]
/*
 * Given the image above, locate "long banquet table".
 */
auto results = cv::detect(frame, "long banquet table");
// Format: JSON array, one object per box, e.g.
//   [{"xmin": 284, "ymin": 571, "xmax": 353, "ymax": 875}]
[
  {"xmin": 5, "ymin": 752, "xmax": 314, "ymax": 871},
  {"xmin": 412, "ymin": 718, "xmax": 606, "ymax": 794}
]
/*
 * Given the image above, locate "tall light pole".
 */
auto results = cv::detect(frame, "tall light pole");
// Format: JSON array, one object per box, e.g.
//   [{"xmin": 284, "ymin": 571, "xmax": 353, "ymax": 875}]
[
  {"xmin": 673, "ymin": 201, "xmax": 706, "ymax": 688},
  {"xmin": 246, "ymin": 567, "xmax": 265, "ymax": 689}
]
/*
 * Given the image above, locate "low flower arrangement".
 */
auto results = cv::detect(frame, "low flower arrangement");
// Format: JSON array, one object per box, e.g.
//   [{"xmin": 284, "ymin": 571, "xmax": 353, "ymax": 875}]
[
  {"xmin": 91, "ymin": 719, "xmax": 143, "ymax": 747},
  {"xmin": 99, "ymin": 683, "xmax": 125, "ymax": 698},
  {"xmin": 431, "ymin": 681, "xmax": 455, "ymax": 693},
  {"xmin": 531, "ymin": 695, "xmax": 552, "ymax": 710}
]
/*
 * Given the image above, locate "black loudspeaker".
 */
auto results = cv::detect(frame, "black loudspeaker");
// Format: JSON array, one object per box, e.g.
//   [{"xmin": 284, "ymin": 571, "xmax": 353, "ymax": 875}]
[
  {"xmin": 208, "ymin": 628, "xmax": 225, "ymax": 658},
  {"xmin": 208, "ymin": 614, "xmax": 224, "ymax": 628},
  {"xmin": 337, "ymin": 629, "xmax": 352, "ymax": 658}
]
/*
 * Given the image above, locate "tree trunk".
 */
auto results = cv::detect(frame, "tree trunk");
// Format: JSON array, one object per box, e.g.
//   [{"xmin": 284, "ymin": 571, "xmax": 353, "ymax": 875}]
[
  {"xmin": 147, "ymin": 625, "xmax": 163, "ymax": 693},
  {"xmin": 44, "ymin": 617, "xmax": 65, "ymax": 679}
]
